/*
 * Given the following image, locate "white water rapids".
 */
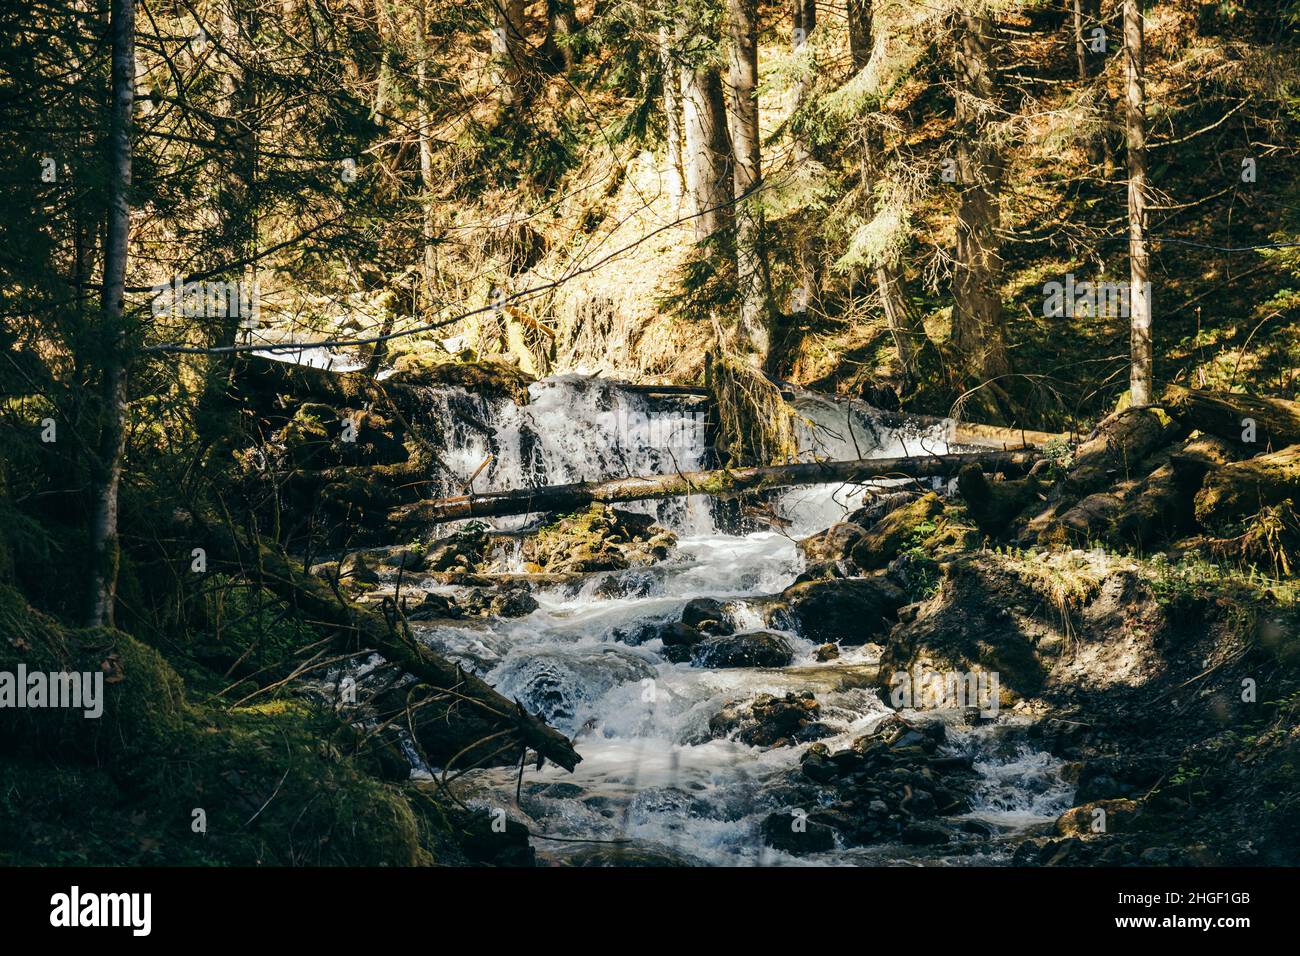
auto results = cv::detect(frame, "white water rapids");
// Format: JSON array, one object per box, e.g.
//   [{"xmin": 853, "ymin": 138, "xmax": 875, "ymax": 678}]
[{"xmin": 383, "ymin": 376, "xmax": 1073, "ymax": 865}]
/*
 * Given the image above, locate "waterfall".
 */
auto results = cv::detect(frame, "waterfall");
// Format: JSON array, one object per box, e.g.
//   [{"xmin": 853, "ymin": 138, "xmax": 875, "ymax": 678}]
[{"xmin": 381, "ymin": 375, "xmax": 1072, "ymax": 865}]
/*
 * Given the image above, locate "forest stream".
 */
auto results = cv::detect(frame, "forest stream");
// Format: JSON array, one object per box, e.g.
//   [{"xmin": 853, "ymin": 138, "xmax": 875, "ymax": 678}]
[{"xmin": 331, "ymin": 373, "xmax": 1074, "ymax": 865}]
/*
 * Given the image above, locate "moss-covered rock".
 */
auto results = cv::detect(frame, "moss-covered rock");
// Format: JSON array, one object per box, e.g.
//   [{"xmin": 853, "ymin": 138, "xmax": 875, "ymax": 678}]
[
  {"xmin": 523, "ymin": 505, "xmax": 676, "ymax": 573},
  {"xmin": 848, "ymin": 493, "xmax": 944, "ymax": 570}
]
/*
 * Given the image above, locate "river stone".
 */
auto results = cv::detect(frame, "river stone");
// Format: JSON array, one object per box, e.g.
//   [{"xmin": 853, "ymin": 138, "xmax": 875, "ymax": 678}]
[
  {"xmin": 340, "ymin": 552, "xmax": 381, "ymax": 585},
  {"xmin": 797, "ymin": 522, "xmax": 867, "ymax": 564},
  {"xmin": 760, "ymin": 811, "xmax": 835, "ymax": 855},
  {"xmin": 403, "ymin": 590, "xmax": 459, "ymax": 621},
  {"xmin": 425, "ymin": 528, "xmax": 488, "ymax": 572},
  {"xmin": 681, "ymin": 597, "xmax": 735, "ymax": 635},
  {"xmin": 491, "ymin": 586, "xmax": 539, "ymax": 618},
  {"xmin": 692, "ymin": 631, "xmax": 793, "ymax": 669},
  {"xmin": 709, "ymin": 691, "xmax": 826, "ymax": 746},
  {"xmin": 900, "ymin": 823, "xmax": 950, "ymax": 845},
  {"xmin": 846, "ymin": 491, "xmax": 916, "ymax": 528},
  {"xmin": 772, "ymin": 576, "xmax": 905, "ymax": 645}
]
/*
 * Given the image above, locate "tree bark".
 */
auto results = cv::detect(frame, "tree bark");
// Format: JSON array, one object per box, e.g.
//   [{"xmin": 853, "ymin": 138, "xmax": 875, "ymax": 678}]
[
  {"xmin": 657, "ymin": 23, "xmax": 685, "ymax": 204},
  {"xmin": 1124, "ymin": 0, "xmax": 1153, "ymax": 406},
  {"xmin": 679, "ymin": 39, "xmax": 733, "ymax": 241},
  {"xmin": 951, "ymin": 11, "xmax": 1010, "ymax": 385},
  {"xmin": 724, "ymin": 0, "xmax": 771, "ymax": 363},
  {"xmin": 1072, "ymin": 0, "xmax": 1088, "ymax": 81},
  {"xmin": 490, "ymin": 0, "xmax": 528, "ymax": 110},
  {"xmin": 848, "ymin": 0, "xmax": 872, "ymax": 71},
  {"xmin": 87, "ymin": 0, "xmax": 135, "ymax": 628},
  {"xmin": 415, "ymin": 0, "xmax": 436, "ymax": 302},
  {"xmin": 1163, "ymin": 386, "xmax": 1300, "ymax": 451},
  {"xmin": 541, "ymin": 0, "xmax": 579, "ymax": 71},
  {"xmin": 390, "ymin": 450, "xmax": 1039, "ymax": 526}
]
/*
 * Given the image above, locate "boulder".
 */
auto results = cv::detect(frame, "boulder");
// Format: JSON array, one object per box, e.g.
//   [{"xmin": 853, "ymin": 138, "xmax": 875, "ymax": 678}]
[
  {"xmin": 491, "ymin": 587, "xmax": 539, "ymax": 618},
  {"xmin": 849, "ymin": 493, "xmax": 945, "ymax": 570},
  {"xmin": 760, "ymin": 811, "xmax": 835, "ymax": 856},
  {"xmin": 692, "ymin": 631, "xmax": 793, "ymax": 668},
  {"xmin": 797, "ymin": 522, "xmax": 867, "ymax": 564},
  {"xmin": 709, "ymin": 691, "xmax": 830, "ymax": 747},
  {"xmin": 771, "ymin": 576, "xmax": 905, "ymax": 645},
  {"xmin": 680, "ymin": 597, "xmax": 735, "ymax": 635}
]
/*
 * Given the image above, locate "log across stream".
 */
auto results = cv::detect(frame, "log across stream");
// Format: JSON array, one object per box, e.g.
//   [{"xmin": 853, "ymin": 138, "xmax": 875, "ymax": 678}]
[{"xmin": 391, "ymin": 450, "xmax": 1040, "ymax": 527}]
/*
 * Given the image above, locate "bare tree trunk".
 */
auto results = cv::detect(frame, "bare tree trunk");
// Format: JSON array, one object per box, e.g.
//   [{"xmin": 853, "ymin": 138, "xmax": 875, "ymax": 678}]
[
  {"xmin": 541, "ymin": 0, "xmax": 578, "ymax": 71},
  {"xmin": 87, "ymin": 0, "xmax": 135, "ymax": 628},
  {"xmin": 951, "ymin": 11, "xmax": 1010, "ymax": 384},
  {"xmin": 724, "ymin": 0, "xmax": 771, "ymax": 363},
  {"xmin": 848, "ymin": 0, "xmax": 872, "ymax": 71},
  {"xmin": 657, "ymin": 23, "xmax": 685, "ymax": 204},
  {"xmin": 1124, "ymin": 0, "xmax": 1152, "ymax": 406},
  {"xmin": 490, "ymin": 0, "xmax": 528, "ymax": 110},
  {"xmin": 877, "ymin": 264, "xmax": 919, "ymax": 374},
  {"xmin": 415, "ymin": 0, "xmax": 436, "ymax": 295},
  {"xmin": 679, "ymin": 35, "xmax": 733, "ymax": 242},
  {"xmin": 1072, "ymin": 0, "xmax": 1088, "ymax": 81}
]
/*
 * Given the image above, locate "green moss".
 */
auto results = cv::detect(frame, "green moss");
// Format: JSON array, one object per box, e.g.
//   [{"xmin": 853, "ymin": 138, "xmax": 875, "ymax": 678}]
[{"xmin": 0, "ymin": 583, "xmax": 447, "ymax": 866}]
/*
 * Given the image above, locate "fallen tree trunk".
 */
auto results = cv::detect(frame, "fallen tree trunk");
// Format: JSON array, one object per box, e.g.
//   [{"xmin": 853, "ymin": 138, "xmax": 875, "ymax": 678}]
[
  {"xmin": 1163, "ymin": 386, "xmax": 1300, "ymax": 451},
  {"xmin": 200, "ymin": 523, "xmax": 582, "ymax": 772},
  {"xmin": 390, "ymin": 450, "xmax": 1038, "ymax": 527},
  {"xmin": 1195, "ymin": 443, "xmax": 1300, "ymax": 532}
]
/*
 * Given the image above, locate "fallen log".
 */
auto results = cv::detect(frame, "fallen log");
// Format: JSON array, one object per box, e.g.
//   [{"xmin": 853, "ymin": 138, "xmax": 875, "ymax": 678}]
[
  {"xmin": 199, "ymin": 522, "xmax": 582, "ymax": 772},
  {"xmin": 1163, "ymin": 386, "xmax": 1300, "ymax": 451},
  {"xmin": 389, "ymin": 450, "xmax": 1039, "ymax": 527},
  {"xmin": 1195, "ymin": 443, "xmax": 1300, "ymax": 532}
]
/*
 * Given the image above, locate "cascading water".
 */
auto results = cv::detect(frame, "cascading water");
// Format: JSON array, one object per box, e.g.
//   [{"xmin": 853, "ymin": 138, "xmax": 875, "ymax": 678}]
[{"xmin": 390, "ymin": 376, "xmax": 1072, "ymax": 865}]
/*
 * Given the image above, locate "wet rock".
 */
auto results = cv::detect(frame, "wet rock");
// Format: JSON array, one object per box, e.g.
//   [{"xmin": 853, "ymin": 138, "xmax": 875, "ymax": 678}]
[
  {"xmin": 456, "ymin": 808, "xmax": 536, "ymax": 866},
  {"xmin": 1055, "ymin": 799, "xmax": 1139, "ymax": 837},
  {"xmin": 797, "ymin": 522, "xmax": 867, "ymax": 564},
  {"xmin": 692, "ymin": 631, "xmax": 793, "ymax": 668},
  {"xmin": 792, "ymin": 561, "xmax": 850, "ymax": 584},
  {"xmin": 403, "ymin": 590, "xmax": 459, "ymax": 621},
  {"xmin": 681, "ymin": 597, "xmax": 735, "ymax": 635},
  {"xmin": 800, "ymin": 744, "xmax": 839, "ymax": 784},
  {"xmin": 709, "ymin": 692, "xmax": 828, "ymax": 747},
  {"xmin": 524, "ymin": 506, "xmax": 677, "ymax": 573},
  {"xmin": 425, "ymin": 528, "xmax": 489, "ymax": 573},
  {"xmin": 563, "ymin": 844, "xmax": 702, "ymax": 867},
  {"xmin": 814, "ymin": 643, "xmax": 840, "ymax": 662},
  {"xmin": 340, "ymin": 552, "xmax": 380, "ymax": 585},
  {"xmin": 382, "ymin": 547, "xmax": 427, "ymax": 571},
  {"xmin": 900, "ymin": 823, "xmax": 950, "ymax": 845},
  {"xmin": 491, "ymin": 586, "xmax": 539, "ymax": 618},
  {"xmin": 761, "ymin": 811, "xmax": 835, "ymax": 855},
  {"xmin": 771, "ymin": 575, "xmax": 905, "ymax": 645}
]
